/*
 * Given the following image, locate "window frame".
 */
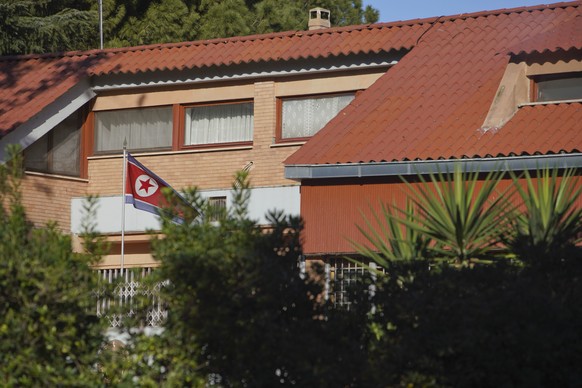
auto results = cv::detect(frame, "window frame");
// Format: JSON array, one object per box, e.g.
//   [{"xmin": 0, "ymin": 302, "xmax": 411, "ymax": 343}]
[
  {"xmin": 208, "ymin": 196, "xmax": 227, "ymax": 222},
  {"xmin": 178, "ymin": 99, "xmax": 254, "ymax": 150},
  {"xmin": 530, "ymin": 71, "xmax": 582, "ymax": 103},
  {"xmin": 276, "ymin": 91, "xmax": 356, "ymax": 143},
  {"xmin": 92, "ymin": 105, "xmax": 174, "ymax": 155}
]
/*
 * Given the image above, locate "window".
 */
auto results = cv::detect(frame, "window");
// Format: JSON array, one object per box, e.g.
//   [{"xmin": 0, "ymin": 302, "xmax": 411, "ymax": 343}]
[
  {"xmin": 208, "ymin": 196, "xmax": 227, "ymax": 221},
  {"xmin": 326, "ymin": 257, "xmax": 383, "ymax": 309},
  {"xmin": 534, "ymin": 72, "xmax": 582, "ymax": 102},
  {"xmin": 95, "ymin": 106, "xmax": 172, "ymax": 152},
  {"xmin": 24, "ymin": 112, "xmax": 81, "ymax": 176},
  {"xmin": 184, "ymin": 102, "xmax": 253, "ymax": 146},
  {"xmin": 280, "ymin": 93, "xmax": 354, "ymax": 140}
]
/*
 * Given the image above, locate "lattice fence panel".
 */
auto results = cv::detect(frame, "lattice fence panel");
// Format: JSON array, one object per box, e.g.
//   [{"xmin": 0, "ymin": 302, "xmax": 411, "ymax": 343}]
[
  {"xmin": 326, "ymin": 258, "xmax": 383, "ymax": 309},
  {"xmin": 94, "ymin": 267, "xmax": 168, "ymax": 327}
]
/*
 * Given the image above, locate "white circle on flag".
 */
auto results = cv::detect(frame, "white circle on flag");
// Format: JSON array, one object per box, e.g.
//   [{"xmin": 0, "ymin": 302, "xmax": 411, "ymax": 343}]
[{"xmin": 135, "ymin": 174, "xmax": 159, "ymax": 197}]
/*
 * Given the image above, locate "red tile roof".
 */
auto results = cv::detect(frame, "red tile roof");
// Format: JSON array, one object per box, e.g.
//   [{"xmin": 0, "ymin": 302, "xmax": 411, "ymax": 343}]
[
  {"xmin": 0, "ymin": 20, "xmax": 432, "ymax": 137},
  {"xmin": 285, "ymin": 1, "xmax": 582, "ymax": 166}
]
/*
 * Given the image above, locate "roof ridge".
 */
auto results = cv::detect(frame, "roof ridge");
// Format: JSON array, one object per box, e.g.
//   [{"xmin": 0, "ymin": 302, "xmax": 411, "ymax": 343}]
[
  {"xmin": 428, "ymin": 1, "xmax": 581, "ymax": 23},
  {"xmin": 0, "ymin": 1, "xmax": 578, "ymax": 63}
]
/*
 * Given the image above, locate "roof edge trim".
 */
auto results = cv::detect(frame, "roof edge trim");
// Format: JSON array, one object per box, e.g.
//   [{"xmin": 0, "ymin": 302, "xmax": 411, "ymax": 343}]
[
  {"xmin": 0, "ymin": 78, "xmax": 95, "ymax": 162},
  {"xmin": 284, "ymin": 153, "xmax": 582, "ymax": 180},
  {"xmin": 92, "ymin": 54, "xmax": 399, "ymax": 91}
]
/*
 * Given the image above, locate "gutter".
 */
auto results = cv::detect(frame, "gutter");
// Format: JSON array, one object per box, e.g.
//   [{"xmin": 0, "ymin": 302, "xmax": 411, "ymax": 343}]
[{"xmin": 284, "ymin": 153, "xmax": 582, "ymax": 180}]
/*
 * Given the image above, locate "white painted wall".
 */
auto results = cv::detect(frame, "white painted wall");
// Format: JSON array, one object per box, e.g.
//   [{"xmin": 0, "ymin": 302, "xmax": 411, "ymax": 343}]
[{"xmin": 71, "ymin": 185, "xmax": 300, "ymax": 234}]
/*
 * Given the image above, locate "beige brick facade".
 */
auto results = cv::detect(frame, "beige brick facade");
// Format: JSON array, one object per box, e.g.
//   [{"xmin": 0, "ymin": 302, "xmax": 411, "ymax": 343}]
[
  {"xmin": 87, "ymin": 71, "xmax": 383, "ymax": 196},
  {"xmin": 18, "ymin": 69, "xmax": 384, "ymax": 267},
  {"xmin": 20, "ymin": 173, "xmax": 87, "ymax": 232}
]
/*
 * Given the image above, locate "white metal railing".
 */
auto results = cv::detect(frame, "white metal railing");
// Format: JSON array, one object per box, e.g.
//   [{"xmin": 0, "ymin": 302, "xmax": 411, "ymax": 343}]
[
  {"xmin": 94, "ymin": 267, "xmax": 167, "ymax": 327},
  {"xmin": 326, "ymin": 258, "xmax": 383, "ymax": 308}
]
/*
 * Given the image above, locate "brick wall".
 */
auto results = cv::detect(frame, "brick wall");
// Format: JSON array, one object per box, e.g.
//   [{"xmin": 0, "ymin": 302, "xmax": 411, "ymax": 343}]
[
  {"xmin": 88, "ymin": 81, "xmax": 302, "ymax": 195},
  {"xmin": 20, "ymin": 173, "xmax": 88, "ymax": 232}
]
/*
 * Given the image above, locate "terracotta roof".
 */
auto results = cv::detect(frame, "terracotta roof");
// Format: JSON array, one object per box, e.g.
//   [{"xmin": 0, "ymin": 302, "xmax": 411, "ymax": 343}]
[
  {"xmin": 0, "ymin": 21, "xmax": 431, "ymax": 137},
  {"xmin": 470, "ymin": 102, "xmax": 581, "ymax": 157},
  {"xmin": 285, "ymin": 1, "xmax": 582, "ymax": 166}
]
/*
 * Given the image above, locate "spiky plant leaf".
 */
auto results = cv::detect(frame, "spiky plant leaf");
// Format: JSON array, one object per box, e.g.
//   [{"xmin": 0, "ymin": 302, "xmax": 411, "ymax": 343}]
[
  {"xmin": 509, "ymin": 167, "xmax": 582, "ymax": 262},
  {"xmin": 399, "ymin": 165, "xmax": 514, "ymax": 263},
  {"xmin": 352, "ymin": 200, "xmax": 430, "ymax": 269}
]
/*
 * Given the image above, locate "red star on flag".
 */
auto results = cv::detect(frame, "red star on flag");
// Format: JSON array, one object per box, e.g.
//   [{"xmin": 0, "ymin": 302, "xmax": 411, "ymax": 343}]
[{"xmin": 139, "ymin": 177, "xmax": 155, "ymax": 194}]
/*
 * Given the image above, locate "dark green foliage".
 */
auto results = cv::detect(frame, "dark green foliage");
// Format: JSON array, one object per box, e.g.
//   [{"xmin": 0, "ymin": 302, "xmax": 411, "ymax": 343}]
[
  {"xmin": 0, "ymin": 0, "xmax": 98, "ymax": 55},
  {"xmin": 510, "ymin": 167, "xmax": 582, "ymax": 265},
  {"xmin": 109, "ymin": 0, "xmax": 200, "ymax": 47},
  {"xmin": 198, "ymin": 0, "xmax": 253, "ymax": 39},
  {"xmin": 0, "ymin": 145, "xmax": 107, "ymax": 385},
  {"xmin": 109, "ymin": 172, "xmax": 370, "ymax": 386},
  {"xmin": 1, "ymin": 0, "xmax": 379, "ymax": 54},
  {"xmin": 3, "ymin": 141, "xmax": 580, "ymax": 386},
  {"xmin": 366, "ymin": 259, "xmax": 582, "ymax": 387},
  {"xmin": 355, "ymin": 166, "xmax": 582, "ymax": 386},
  {"xmin": 402, "ymin": 166, "xmax": 515, "ymax": 263},
  {"xmin": 353, "ymin": 199, "xmax": 432, "ymax": 266}
]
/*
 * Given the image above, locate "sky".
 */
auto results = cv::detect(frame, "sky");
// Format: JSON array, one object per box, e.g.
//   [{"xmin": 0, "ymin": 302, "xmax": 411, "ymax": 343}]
[{"xmin": 362, "ymin": 0, "xmax": 551, "ymax": 23}]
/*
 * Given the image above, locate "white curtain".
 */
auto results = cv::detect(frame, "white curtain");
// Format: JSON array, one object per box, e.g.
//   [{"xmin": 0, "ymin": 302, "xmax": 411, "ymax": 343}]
[
  {"xmin": 95, "ymin": 106, "xmax": 172, "ymax": 152},
  {"xmin": 184, "ymin": 102, "xmax": 253, "ymax": 145},
  {"xmin": 282, "ymin": 94, "xmax": 354, "ymax": 139}
]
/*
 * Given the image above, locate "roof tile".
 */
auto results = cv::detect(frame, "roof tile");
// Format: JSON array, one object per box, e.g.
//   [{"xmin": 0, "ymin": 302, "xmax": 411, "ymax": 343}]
[
  {"xmin": 0, "ymin": 19, "xmax": 429, "ymax": 136},
  {"xmin": 286, "ymin": 1, "xmax": 582, "ymax": 165}
]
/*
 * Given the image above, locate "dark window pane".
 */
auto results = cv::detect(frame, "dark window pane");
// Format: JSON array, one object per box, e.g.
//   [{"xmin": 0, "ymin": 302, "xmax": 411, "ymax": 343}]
[
  {"xmin": 537, "ymin": 73, "xmax": 582, "ymax": 102},
  {"xmin": 24, "ymin": 112, "xmax": 81, "ymax": 177}
]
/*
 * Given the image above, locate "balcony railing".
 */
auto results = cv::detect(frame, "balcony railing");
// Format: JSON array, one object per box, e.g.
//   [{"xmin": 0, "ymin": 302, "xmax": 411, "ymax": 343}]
[{"xmin": 94, "ymin": 267, "xmax": 167, "ymax": 327}]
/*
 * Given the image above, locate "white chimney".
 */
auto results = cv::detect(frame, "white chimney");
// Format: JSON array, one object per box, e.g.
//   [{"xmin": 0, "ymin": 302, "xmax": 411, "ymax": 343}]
[{"xmin": 309, "ymin": 7, "xmax": 331, "ymax": 30}]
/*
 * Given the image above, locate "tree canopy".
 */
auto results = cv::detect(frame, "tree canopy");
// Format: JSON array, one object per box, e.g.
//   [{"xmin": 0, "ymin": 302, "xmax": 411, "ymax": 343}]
[
  {"xmin": 0, "ymin": 145, "xmax": 107, "ymax": 385},
  {"xmin": 0, "ymin": 0, "xmax": 98, "ymax": 55},
  {"xmin": 0, "ymin": 0, "xmax": 380, "ymax": 55},
  {"xmin": 1, "ymin": 145, "xmax": 581, "ymax": 385}
]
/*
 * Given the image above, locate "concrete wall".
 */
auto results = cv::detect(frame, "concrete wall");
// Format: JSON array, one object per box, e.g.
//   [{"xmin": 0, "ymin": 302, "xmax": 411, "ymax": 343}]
[{"xmin": 71, "ymin": 185, "xmax": 300, "ymax": 235}]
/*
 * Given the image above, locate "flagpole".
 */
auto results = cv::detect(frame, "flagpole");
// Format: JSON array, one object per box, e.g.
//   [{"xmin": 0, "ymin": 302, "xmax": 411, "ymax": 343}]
[{"xmin": 121, "ymin": 144, "xmax": 127, "ymax": 275}]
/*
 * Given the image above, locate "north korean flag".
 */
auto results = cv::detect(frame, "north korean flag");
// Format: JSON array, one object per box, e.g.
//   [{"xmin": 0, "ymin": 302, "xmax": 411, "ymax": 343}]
[{"xmin": 125, "ymin": 153, "xmax": 188, "ymax": 221}]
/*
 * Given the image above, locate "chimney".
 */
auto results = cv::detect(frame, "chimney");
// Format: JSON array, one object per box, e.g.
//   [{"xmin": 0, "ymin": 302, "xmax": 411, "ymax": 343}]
[{"xmin": 309, "ymin": 7, "xmax": 331, "ymax": 30}]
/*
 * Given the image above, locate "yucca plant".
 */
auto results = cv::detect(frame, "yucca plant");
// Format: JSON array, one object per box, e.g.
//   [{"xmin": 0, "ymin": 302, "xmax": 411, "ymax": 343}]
[
  {"xmin": 399, "ymin": 165, "xmax": 514, "ymax": 264},
  {"xmin": 509, "ymin": 167, "xmax": 582, "ymax": 262},
  {"xmin": 352, "ymin": 199, "xmax": 431, "ymax": 269}
]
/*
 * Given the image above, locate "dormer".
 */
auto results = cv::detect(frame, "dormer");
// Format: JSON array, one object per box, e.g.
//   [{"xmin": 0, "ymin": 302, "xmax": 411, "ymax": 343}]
[{"xmin": 480, "ymin": 49, "xmax": 582, "ymax": 132}]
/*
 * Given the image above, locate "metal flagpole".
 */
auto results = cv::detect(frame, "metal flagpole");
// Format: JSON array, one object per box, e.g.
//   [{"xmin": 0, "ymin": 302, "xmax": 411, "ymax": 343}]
[
  {"xmin": 121, "ymin": 143, "xmax": 127, "ymax": 275},
  {"xmin": 98, "ymin": 0, "xmax": 104, "ymax": 50}
]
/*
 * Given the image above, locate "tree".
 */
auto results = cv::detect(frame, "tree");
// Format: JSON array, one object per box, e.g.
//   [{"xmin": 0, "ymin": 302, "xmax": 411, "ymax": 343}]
[
  {"xmin": 106, "ymin": 0, "xmax": 200, "ymax": 47},
  {"xmin": 353, "ymin": 166, "xmax": 582, "ymax": 386},
  {"xmin": 363, "ymin": 259, "xmax": 582, "ymax": 387},
  {"xmin": 509, "ymin": 167, "xmax": 582, "ymax": 264},
  {"xmin": 0, "ymin": 145, "xmax": 107, "ymax": 385},
  {"xmin": 355, "ymin": 166, "xmax": 515, "ymax": 265},
  {"xmin": 0, "ymin": 0, "xmax": 98, "ymax": 55},
  {"xmin": 0, "ymin": 0, "xmax": 379, "ymax": 54},
  {"xmin": 105, "ymin": 172, "xmax": 370, "ymax": 386},
  {"xmin": 198, "ymin": 0, "xmax": 253, "ymax": 40}
]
